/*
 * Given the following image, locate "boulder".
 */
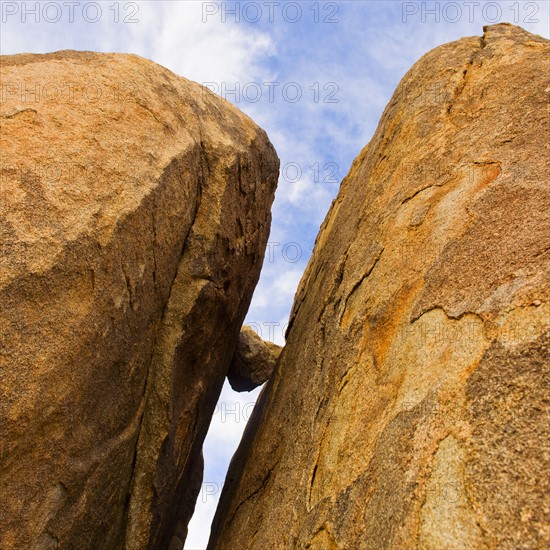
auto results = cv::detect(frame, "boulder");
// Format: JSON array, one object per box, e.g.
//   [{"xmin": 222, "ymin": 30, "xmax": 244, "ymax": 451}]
[
  {"xmin": 227, "ymin": 326, "xmax": 282, "ymax": 392},
  {"xmin": 0, "ymin": 50, "xmax": 278, "ymax": 549},
  {"xmin": 209, "ymin": 24, "xmax": 550, "ymax": 549}
]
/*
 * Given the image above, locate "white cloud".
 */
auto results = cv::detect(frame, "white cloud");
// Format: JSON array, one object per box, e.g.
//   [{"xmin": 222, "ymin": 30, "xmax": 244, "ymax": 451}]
[
  {"xmin": 124, "ymin": 2, "xmax": 275, "ymax": 85},
  {"xmin": 1, "ymin": 1, "xmax": 275, "ymax": 87},
  {"xmin": 249, "ymin": 265, "xmax": 304, "ymax": 310}
]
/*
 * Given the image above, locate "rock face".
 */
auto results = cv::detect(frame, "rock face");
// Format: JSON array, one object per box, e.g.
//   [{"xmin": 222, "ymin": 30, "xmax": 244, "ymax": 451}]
[
  {"xmin": 227, "ymin": 326, "xmax": 282, "ymax": 392},
  {"xmin": 210, "ymin": 24, "xmax": 549, "ymax": 549},
  {"xmin": 0, "ymin": 51, "xmax": 279, "ymax": 549}
]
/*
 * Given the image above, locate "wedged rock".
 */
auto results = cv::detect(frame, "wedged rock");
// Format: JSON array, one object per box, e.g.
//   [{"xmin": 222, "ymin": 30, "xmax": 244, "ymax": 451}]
[
  {"xmin": 227, "ymin": 326, "xmax": 282, "ymax": 392},
  {"xmin": 209, "ymin": 24, "xmax": 550, "ymax": 549},
  {"xmin": 0, "ymin": 51, "xmax": 279, "ymax": 549}
]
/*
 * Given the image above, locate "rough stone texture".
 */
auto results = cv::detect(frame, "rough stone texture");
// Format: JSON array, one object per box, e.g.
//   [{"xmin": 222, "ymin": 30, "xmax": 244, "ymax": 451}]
[
  {"xmin": 227, "ymin": 326, "xmax": 282, "ymax": 392},
  {"xmin": 0, "ymin": 51, "xmax": 278, "ymax": 549},
  {"xmin": 210, "ymin": 24, "xmax": 549, "ymax": 549}
]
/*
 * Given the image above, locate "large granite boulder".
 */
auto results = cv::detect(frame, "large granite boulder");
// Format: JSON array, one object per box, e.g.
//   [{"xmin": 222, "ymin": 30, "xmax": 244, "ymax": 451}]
[
  {"xmin": 0, "ymin": 50, "xmax": 278, "ymax": 549},
  {"xmin": 209, "ymin": 24, "xmax": 549, "ymax": 550}
]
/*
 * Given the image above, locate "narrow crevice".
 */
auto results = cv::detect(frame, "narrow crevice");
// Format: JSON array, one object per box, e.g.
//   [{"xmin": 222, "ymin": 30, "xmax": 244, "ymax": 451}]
[
  {"xmin": 480, "ymin": 30, "xmax": 488, "ymax": 50},
  {"xmin": 307, "ymin": 415, "xmax": 332, "ymax": 511},
  {"xmin": 124, "ymin": 438, "xmax": 140, "ymax": 513},
  {"xmin": 122, "ymin": 146, "xmax": 204, "ymax": 542},
  {"xmin": 446, "ymin": 37, "xmax": 485, "ymax": 115},
  {"xmin": 340, "ymin": 247, "xmax": 384, "ymax": 323},
  {"xmin": 409, "ymin": 304, "xmax": 483, "ymax": 325},
  {"xmin": 1, "ymin": 107, "xmax": 38, "ymax": 119},
  {"xmin": 225, "ymin": 458, "xmax": 280, "ymax": 530},
  {"xmin": 151, "ymin": 197, "xmax": 158, "ymax": 287},
  {"xmin": 400, "ymin": 183, "xmax": 439, "ymax": 205},
  {"xmin": 307, "ymin": 463, "xmax": 319, "ymax": 510},
  {"xmin": 317, "ymin": 256, "xmax": 347, "ymax": 323},
  {"xmin": 121, "ymin": 264, "xmax": 135, "ymax": 309}
]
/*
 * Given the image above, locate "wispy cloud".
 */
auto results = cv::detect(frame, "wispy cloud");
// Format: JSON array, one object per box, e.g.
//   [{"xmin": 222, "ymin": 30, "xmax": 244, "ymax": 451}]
[{"xmin": 1, "ymin": 1, "xmax": 275, "ymax": 85}]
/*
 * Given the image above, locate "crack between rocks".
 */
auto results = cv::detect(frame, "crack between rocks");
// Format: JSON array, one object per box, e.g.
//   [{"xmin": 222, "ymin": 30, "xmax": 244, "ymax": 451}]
[
  {"xmin": 306, "ymin": 451, "xmax": 322, "ymax": 513},
  {"xmin": 401, "ymin": 183, "xmax": 440, "ymax": 205},
  {"xmin": 134, "ymin": 97, "xmax": 163, "ymax": 124},
  {"xmin": 151, "ymin": 198, "xmax": 158, "ymax": 287},
  {"xmin": 447, "ymin": 32, "xmax": 487, "ymax": 115},
  {"xmin": 480, "ymin": 30, "xmax": 488, "ymax": 50},
  {"xmin": 1, "ymin": 107, "xmax": 38, "ymax": 118},
  {"xmin": 309, "ymin": 524, "xmax": 338, "ymax": 547},
  {"xmin": 316, "ymin": 255, "xmax": 347, "ymax": 325},
  {"xmin": 308, "ymin": 362, "xmax": 358, "ymax": 513},
  {"xmin": 410, "ymin": 304, "xmax": 483, "ymax": 325},
  {"xmin": 121, "ymin": 263, "xmax": 136, "ymax": 310},
  {"xmin": 340, "ymin": 247, "xmax": 384, "ymax": 323},
  {"xmin": 123, "ymin": 106, "xmax": 208, "ymax": 541},
  {"xmin": 225, "ymin": 458, "xmax": 280, "ymax": 532},
  {"xmin": 122, "ymin": 167, "xmax": 202, "ymax": 532},
  {"xmin": 308, "ymin": 374, "xmax": 345, "ymax": 512},
  {"xmin": 247, "ymin": 527, "xmax": 261, "ymax": 550},
  {"xmin": 531, "ymin": 246, "xmax": 549, "ymax": 260},
  {"xmin": 175, "ymin": 410, "xmax": 199, "ymax": 489}
]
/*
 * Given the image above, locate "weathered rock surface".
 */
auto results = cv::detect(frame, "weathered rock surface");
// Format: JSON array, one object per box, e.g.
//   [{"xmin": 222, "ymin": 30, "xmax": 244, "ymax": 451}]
[
  {"xmin": 227, "ymin": 326, "xmax": 282, "ymax": 392},
  {"xmin": 210, "ymin": 24, "xmax": 550, "ymax": 549},
  {"xmin": 0, "ymin": 51, "xmax": 278, "ymax": 549}
]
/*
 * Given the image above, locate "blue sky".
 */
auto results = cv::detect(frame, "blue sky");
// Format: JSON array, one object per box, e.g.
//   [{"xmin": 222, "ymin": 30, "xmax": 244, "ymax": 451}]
[{"xmin": 2, "ymin": 1, "xmax": 548, "ymax": 548}]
